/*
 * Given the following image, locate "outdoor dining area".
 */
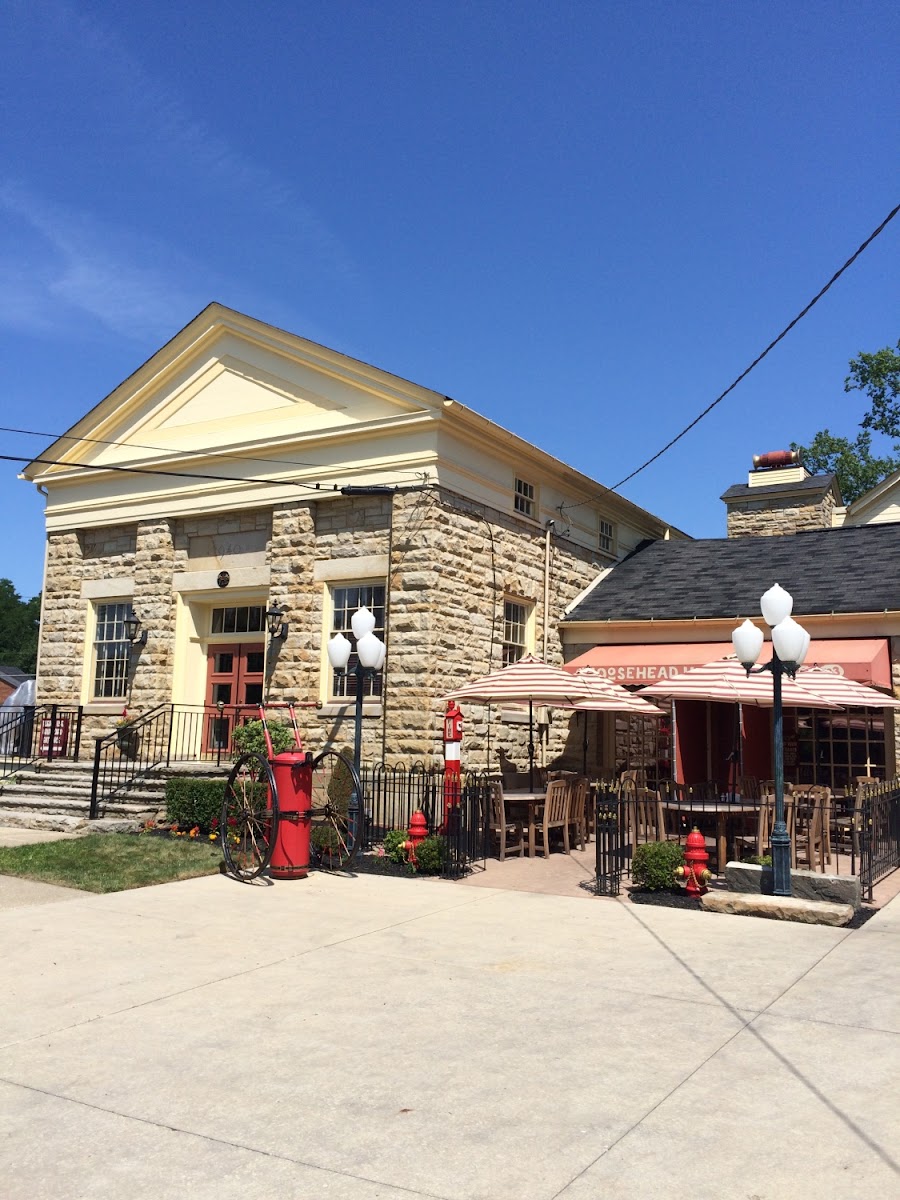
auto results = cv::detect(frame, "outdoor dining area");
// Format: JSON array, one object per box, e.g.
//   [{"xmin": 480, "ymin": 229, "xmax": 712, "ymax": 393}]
[{"xmin": 439, "ymin": 586, "xmax": 900, "ymax": 889}]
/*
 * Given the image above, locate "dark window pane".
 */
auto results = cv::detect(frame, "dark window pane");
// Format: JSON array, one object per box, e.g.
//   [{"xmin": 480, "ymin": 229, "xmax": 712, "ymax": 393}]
[{"xmin": 245, "ymin": 652, "xmax": 265, "ymax": 673}]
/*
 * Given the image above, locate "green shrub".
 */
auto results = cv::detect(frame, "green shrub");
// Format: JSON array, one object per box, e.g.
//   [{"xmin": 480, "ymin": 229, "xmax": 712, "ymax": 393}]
[
  {"xmin": 165, "ymin": 777, "xmax": 227, "ymax": 831},
  {"xmin": 631, "ymin": 841, "xmax": 684, "ymax": 891},
  {"xmin": 413, "ymin": 834, "xmax": 445, "ymax": 875},
  {"xmin": 743, "ymin": 853, "xmax": 773, "ymax": 867},
  {"xmin": 230, "ymin": 719, "xmax": 295, "ymax": 760},
  {"xmin": 311, "ymin": 822, "xmax": 342, "ymax": 853},
  {"xmin": 383, "ymin": 829, "xmax": 409, "ymax": 864}
]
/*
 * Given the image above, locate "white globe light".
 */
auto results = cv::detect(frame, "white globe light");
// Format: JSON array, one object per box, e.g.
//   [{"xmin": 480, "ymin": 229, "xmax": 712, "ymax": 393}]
[
  {"xmin": 356, "ymin": 631, "xmax": 383, "ymax": 669},
  {"xmin": 772, "ymin": 616, "xmax": 807, "ymax": 665},
  {"xmin": 351, "ymin": 606, "xmax": 377, "ymax": 640},
  {"xmin": 732, "ymin": 619, "xmax": 764, "ymax": 667},
  {"xmin": 374, "ymin": 640, "xmax": 387, "ymax": 669},
  {"xmin": 796, "ymin": 627, "xmax": 811, "ymax": 666},
  {"xmin": 327, "ymin": 631, "xmax": 352, "ymax": 670},
  {"xmin": 760, "ymin": 583, "xmax": 793, "ymax": 628}
]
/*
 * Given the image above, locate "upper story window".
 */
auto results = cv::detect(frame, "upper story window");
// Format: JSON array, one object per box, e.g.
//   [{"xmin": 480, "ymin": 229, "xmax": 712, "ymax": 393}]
[
  {"xmin": 330, "ymin": 583, "xmax": 386, "ymax": 700},
  {"xmin": 514, "ymin": 478, "xmax": 536, "ymax": 519},
  {"xmin": 502, "ymin": 598, "xmax": 531, "ymax": 666},
  {"xmin": 93, "ymin": 601, "xmax": 132, "ymax": 699},
  {"xmin": 211, "ymin": 605, "xmax": 266, "ymax": 634},
  {"xmin": 599, "ymin": 518, "xmax": 617, "ymax": 556}
]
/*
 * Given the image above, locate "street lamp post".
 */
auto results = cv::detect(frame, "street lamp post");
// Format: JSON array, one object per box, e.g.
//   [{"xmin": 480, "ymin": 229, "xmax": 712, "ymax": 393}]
[
  {"xmin": 732, "ymin": 583, "xmax": 811, "ymax": 897},
  {"xmin": 325, "ymin": 606, "xmax": 386, "ymax": 781}
]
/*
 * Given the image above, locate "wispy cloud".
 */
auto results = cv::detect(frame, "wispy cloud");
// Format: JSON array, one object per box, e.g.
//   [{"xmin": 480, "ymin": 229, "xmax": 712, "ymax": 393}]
[
  {"xmin": 0, "ymin": 1, "xmax": 364, "ymax": 341},
  {"xmin": 23, "ymin": 0, "xmax": 360, "ymax": 287},
  {"xmin": 0, "ymin": 181, "xmax": 207, "ymax": 340}
]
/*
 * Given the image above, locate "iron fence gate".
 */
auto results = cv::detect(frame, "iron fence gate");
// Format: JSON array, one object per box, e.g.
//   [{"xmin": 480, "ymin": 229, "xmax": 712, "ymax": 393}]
[{"xmin": 358, "ymin": 763, "xmax": 487, "ymax": 879}]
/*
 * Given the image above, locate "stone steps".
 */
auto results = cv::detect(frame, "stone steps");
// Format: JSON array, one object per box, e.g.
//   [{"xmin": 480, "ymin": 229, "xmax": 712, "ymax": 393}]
[{"xmin": 0, "ymin": 758, "xmax": 229, "ymax": 831}]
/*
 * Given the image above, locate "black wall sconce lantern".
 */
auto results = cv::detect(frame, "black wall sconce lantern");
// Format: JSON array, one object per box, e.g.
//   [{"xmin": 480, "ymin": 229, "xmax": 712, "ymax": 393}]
[
  {"xmin": 124, "ymin": 612, "xmax": 148, "ymax": 647},
  {"xmin": 265, "ymin": 603, "xmax": 289, "ymax": 642}
]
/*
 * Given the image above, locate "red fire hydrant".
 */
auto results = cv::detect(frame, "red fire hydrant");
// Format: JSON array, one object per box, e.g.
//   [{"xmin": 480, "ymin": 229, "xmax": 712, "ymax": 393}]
[
  {"xmin": 675, "ymin": 826, "xmax": 711, "ymax": 898},
  {"xmin": 269, "ymin": 750, "xmax": 313, "ymax": 879},
  {"xmin": 441, "ymin": 700, "xmax": 463, "ymax": 832},
  {"xmin": 403, "ymin": 809, "xmax": 428, "ymax": 867}
]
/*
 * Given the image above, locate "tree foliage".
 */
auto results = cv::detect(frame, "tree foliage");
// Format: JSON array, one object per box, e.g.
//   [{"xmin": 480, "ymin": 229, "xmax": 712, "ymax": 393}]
[
  {"xmin": 798, "ymin": 429, "xmax": 899, "ymax": 505},
  {"xmin": 795, "ymin": 341, "xmax": 900, "ymax": 504},
  {"xmin": 0, "ymin": 579, "xmax": 40, "ymax": 674},
  {"xmin": 851, "ymin": 341, "xmax": 900, "ymax": 437}
]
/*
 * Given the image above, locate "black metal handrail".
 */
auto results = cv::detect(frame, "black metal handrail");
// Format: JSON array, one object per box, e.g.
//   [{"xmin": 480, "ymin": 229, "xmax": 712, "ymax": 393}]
[
  {"xmin": 89, "ymin": 703, "xmax": 170, "ymax": 819},
  {"xmin": 0, "ymin": 703, "xmax": 82, "ymax": 782},
  {"xmin": 858, "ymin": 779, "xmax": 900, "ymax": 901}
]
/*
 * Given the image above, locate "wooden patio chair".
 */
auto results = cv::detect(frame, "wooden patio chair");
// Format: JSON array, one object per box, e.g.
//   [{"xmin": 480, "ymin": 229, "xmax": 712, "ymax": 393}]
[
  {"xmin": 485, "ymin": 782, "xmax": 525, "ymax": 861},
  {"xmin": 739, "ymin": 776, "xmax": 760, "ymax": 800},
  {"xmin": 734, "ymin": 792, "xmax": 774, "ymax": 859},
  {"xmin": 792, "ymin": 788, "xmax": 826, "ymax": 872},
  {"xmin": 565, "ymin": 776, "xmax": 588, "ymax": 851},
  {"xmin": 533, "ymin": 778, "xmax": 570, "ymax": 857}
]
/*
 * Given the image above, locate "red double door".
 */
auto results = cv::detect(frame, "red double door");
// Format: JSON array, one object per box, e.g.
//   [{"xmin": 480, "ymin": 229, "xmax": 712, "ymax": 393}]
[{"xmin": 203, "ymin": 643, "xmax": 265, "ymax": 752}]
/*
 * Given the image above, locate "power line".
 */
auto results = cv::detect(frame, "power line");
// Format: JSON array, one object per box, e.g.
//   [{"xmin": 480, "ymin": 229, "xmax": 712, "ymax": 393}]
[
  {"xmin": 1, "ymin": 451, "xmax": 404, "ymax": 495},
  {"xmin": 0, "ymin": 423, "xmax": 325, "ymax": 472},
  {"xmin": 560, "ymin": 198, "xmax": 900, "ymax": 515}
]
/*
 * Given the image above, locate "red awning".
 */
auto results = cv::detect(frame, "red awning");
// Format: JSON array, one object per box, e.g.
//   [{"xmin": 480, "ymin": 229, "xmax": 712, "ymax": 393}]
[{"xmin": 564, "ymin": 639, "xmax": 892, "ymax": 688}]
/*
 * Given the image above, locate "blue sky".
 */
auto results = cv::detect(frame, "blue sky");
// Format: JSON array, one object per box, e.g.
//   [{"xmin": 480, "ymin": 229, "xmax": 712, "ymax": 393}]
[{"xmin": 1, "ymin": 0, "xmax": 898, "ymax": 600}]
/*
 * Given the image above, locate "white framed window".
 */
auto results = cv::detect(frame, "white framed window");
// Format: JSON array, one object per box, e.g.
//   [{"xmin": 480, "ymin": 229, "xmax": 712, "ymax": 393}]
[
  {"xmin": 211, "ymin": 605, "xmax": 266, "ymax": 634},
  {"xmin": 502, "ymin": 598, "xmax": 533, "ymax": 666},
  {"xmin": 92, "ymin": 601, "xmax": 133, "ymax": 699},
  {"xmin": 599, "ymin": 518, "xmax": 617, "ymax": 556},
  {"xmin": 328, "ymin": 582, "xmax": 386, "ymax": 701},
  {"xmin": 514, "ymin": 477, "xmax": 536, "ymax": 519}
]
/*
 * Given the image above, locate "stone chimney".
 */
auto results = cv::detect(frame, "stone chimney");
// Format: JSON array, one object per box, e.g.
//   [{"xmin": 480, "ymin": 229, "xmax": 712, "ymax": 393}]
[{"xmin": 722, "ymin": 450, "xmax": 842, "ymax": 538}]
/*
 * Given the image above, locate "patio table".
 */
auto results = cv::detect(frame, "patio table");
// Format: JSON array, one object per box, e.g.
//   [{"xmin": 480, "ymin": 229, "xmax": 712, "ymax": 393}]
[
  {"xmin": 659, "ymin": 796, "xmax": 759, "ymax": 869},
  {"xmin": 504, "ymin": 790, "xmax": 547, "ymax": 859}
]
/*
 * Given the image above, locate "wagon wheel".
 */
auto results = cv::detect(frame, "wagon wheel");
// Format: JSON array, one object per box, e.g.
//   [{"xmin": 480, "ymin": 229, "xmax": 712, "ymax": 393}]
[
  {"xmin": 308, "ymin": 749, "xmax": 364, "ymax": 871},
  {"xmin": 220, "ymin": 751, "xmax": 278, "ymax": 881}
]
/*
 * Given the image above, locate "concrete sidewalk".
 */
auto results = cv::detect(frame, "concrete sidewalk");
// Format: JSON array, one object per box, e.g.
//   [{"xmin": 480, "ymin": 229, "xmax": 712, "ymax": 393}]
[{"xmin": 0, "ymin": 870, "xmax": 898, "ymax": 1199}]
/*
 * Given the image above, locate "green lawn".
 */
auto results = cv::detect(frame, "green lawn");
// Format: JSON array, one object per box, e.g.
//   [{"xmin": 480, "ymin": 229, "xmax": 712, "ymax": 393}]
[{"xmin": 0, "ymin": 833, "xmax": 223, "ymax": 893}]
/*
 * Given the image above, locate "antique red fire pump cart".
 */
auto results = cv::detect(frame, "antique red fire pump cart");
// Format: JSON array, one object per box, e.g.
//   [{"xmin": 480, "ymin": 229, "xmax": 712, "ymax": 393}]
[{"xmin": 220, "ymin": 703, "xmax": 364, "ymax": 882}]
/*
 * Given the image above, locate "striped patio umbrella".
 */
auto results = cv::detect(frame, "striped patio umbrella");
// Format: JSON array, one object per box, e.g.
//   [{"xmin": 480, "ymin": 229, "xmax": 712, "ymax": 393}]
[
  {"xmin": 442, "ymin": 654, "xmax": 607, "ymax": 787},
  {"xmin": 796, "ymin": 665, "xmax": 900, "ymax": 709},
  {"xmin": 564, "ymin": 667, "xmax": 666, "ymax": 715},
  {"xmin": 635, "ymin": 657, "xmax": 839, "ymax": 708}
]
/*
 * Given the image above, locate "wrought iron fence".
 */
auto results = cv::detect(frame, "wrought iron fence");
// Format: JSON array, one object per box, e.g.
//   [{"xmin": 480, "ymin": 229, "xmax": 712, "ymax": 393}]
[
  {"xmin": 593, "ymin": 786, "xmax": 623, "ymax": 896},
  {"xmin": 358, "ymin": 762, "xmax": 488, "ymax": 879},
  {"xmin": 859, "ymin": 779, "xmax": 900, "ymax": 901},
  {"xmin": 0, "ymin": 704, "xmax": 82, "ymax": 781},
  {"xmin": 167, "ymin": 704, "xmax": 269, "ymax": 764},
  {"xmin": 612, "ymin": 778, "xmax": 882, "ymax": 883}
]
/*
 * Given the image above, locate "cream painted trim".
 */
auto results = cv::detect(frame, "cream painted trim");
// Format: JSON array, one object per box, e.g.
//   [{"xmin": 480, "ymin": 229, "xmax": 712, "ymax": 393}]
[
  {"xmin": 173, "ymin": 566, "xmax": 271, "ymax": 593},
  {"xmin": 81, "ymin": 578, "xmax": 135, "ymax": 599},
  {"xmin": 313, "ymin": 555, "xmax": 389, "ymax": 583},
  {"xmin": 84, "ymin": 702, "xmax": 127, "ymax": 717}
]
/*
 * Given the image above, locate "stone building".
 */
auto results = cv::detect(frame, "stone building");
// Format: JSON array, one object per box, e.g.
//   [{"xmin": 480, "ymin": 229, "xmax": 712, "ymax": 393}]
[{"xmin": 22, "ymin": 304, "xmax": 682, "ymax": 770}]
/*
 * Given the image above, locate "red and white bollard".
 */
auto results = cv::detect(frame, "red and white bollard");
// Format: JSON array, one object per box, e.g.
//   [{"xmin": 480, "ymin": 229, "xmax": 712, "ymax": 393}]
[{"xmin": 441, "ymin": 700, "xmax": 463, "ymax": 832}]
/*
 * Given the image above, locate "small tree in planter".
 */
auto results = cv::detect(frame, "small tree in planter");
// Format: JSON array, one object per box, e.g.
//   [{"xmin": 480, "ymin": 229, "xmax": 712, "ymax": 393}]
[{"xmin": 230, "ymin": 719, "xmax": 294, "ymax": 760}]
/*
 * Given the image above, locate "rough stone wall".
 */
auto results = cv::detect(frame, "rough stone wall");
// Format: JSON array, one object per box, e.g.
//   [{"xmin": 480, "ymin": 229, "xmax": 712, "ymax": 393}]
[
  {"xmin": 380, "ymin": 486, "xmax": 598, "ymax": 769},
  {"xmin": 129, "ymin": 520, "xmax": 178, "ymax": 709},
  {"xmin": 726, "ymin": 491, "xmax": 835, "ymax": 537},
  {"xmin": 38, "ymin": 525, "xmax": 137, "ymax": 705},
  {"xmin": 266, "ymin": 500, "xmax": 318, "ymax": 705}
]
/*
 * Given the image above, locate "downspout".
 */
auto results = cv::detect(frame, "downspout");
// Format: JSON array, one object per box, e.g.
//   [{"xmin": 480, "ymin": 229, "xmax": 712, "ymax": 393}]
[
  {"xmin": 543, "ymin": 520, "xmax": 554, "ymax": 661},
  {"xmin": 34, "ymin": 485, "xmax": 50, "ymax": 700}
]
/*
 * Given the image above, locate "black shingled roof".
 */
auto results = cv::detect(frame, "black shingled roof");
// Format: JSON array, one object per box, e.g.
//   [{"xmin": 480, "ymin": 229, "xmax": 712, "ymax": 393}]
[{"xmin": 565, "ymin": 524, "xmax": 900, "ymax": 623}]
